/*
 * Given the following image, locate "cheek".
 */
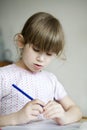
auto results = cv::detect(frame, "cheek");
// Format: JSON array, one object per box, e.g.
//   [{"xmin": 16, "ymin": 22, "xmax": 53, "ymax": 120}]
[
  {"xmin": 23, "ymin": 53, "xmax": 32, "ymax": 61},
  {"xmin": 46, "ymin": 57, "xmax": 53, "ymax": 64},
  {"xmin": 22, "ymin": 50, "xmax": 36, "ymax": 62},
  {"xmin": 22, "ymin": 50, "xmax": 29, "ymax": 61}
]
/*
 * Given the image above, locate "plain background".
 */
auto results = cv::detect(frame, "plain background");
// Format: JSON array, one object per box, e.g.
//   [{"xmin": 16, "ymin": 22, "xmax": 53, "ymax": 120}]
[{"xmin": 0, "ymin": 0, "xmax": 87, "ymax": 116}]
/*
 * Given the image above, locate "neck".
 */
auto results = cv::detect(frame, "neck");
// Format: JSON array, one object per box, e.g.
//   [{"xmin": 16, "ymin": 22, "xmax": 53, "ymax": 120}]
[
  {"xmin": 15, "ymin": 60, "xmax": 41, "ymax": 74},
  {"xmin": 15, "ymin": 60, "xmax": 28, "ymax": 70}
]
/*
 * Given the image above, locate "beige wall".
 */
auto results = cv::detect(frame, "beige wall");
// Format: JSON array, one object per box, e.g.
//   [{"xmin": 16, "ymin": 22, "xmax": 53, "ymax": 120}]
[{"xmin": 0, "ymin": 0, "xmax": 87, "ymax": 116}]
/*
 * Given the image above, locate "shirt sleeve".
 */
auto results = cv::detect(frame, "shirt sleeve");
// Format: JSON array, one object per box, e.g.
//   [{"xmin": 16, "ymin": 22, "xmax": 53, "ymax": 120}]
[
  {"xmin": 50, "ymin": 73, "xmax": 67, "ymax": 101},
  {"xmin": 0, "ymin": 70, "xmax": 3, "ymax": 101},
  {"xmin": 0, "ymin": 68, "xmax": 5, "ymax": 101},
  {"xmin": 0, "ymin": 71, "xmax": 2, "ymax": 115}
]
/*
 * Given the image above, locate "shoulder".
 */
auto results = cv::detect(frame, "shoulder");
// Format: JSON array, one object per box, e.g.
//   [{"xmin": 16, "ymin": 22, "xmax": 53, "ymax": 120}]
[
  {"xmin": 42, "ymin": 70, "xmax": 65, "ymax": 89},
  {"xmin": 42, "ymin": 70, "xmax": 67, "ymax": 97},
  {"xmin": 41, "ymin": 70, "xmax": 56, "ymax": 78},
  {"xmin": 0, "ymin": 64, "xmax": 23, "ymax": 78},
  {"xmin": 0, "ymin": 63, "xmax": 15, "ymax": 70},
  {"xmin": 0, "ymin": 64, "xmax": 15, "ymax": 74},
  {"xmin": 41, "ymin": 70, "xmax": 59, "ymax": 84}
]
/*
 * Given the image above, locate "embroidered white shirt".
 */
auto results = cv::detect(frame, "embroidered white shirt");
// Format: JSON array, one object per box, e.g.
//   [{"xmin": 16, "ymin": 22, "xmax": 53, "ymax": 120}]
[{"xmin": 0, "ymin": 64, "xmax": 67, "ymax": 115}]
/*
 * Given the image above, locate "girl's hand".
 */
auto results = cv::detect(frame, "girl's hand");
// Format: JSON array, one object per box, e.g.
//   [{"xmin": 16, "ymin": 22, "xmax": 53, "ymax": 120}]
[
  {"xmin": 16, "ymin": 99, "xmax": 45, "ymax": 124},
  {"xmin": 43, "ymin": 100, "xmax": 65, "ymax": 120}
]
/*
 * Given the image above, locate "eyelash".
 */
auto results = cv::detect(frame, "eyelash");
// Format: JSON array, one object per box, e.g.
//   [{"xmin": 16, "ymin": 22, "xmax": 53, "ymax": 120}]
[
  {"xmin": 46, "ymin": 53, "xmax": 52, "ymax": 56},
  {"xmin": 33, "ymin": 47, "xmax": 53, "ymax": 56},
  {"xmin": 33, "ymin": 47, "xmax": 40, "ymax": 52}
]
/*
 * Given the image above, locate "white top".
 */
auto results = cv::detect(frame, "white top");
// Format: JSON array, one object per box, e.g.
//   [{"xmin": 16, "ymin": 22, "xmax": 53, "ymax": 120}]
[{"xmin": 0, "ymin": 64, "xmax": 67, "ymax": 115}]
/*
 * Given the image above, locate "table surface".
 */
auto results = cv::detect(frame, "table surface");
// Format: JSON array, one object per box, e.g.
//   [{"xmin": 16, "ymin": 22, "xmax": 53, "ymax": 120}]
[{"xmin": 1, "ymin": 118, "xmax": 87, "ymax": 130}]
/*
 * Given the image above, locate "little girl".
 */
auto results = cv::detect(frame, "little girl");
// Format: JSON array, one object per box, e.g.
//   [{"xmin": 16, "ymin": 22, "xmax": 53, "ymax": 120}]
[{"xmin": 0, "ymin": 12, "xmax": 82, "ymax": 127}]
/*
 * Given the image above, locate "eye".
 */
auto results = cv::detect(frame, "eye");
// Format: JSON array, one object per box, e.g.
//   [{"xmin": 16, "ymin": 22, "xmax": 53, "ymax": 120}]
[
  {"xmin": 33, "ymin": 47, "xmax": 40, "ymax": 52},
  {"xmin": 46, "ymin": 53, "xmax": 53, "ymax": 56}
]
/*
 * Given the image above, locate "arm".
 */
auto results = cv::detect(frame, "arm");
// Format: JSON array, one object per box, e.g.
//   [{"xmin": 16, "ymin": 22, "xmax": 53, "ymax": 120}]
[
  {"xmin": 43, "ymin": 95, "xmax": 82, "ymax": 125},
  {"xmin": 55, "ymin": 95, "xmax": 82, "ymax": 125},
  {"xmin": 0, "ymin": 99, "xmax": 45, "ymax": 127},
  {"xmin": 0, "ymin": 112, "xmax": 18, "ymax": 127}
]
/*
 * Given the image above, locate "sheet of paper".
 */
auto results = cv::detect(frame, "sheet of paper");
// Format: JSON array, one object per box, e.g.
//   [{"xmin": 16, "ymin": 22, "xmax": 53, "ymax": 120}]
[{"xmin": 1, "ymin": 119, "xmax": 87, "ymax": 130}]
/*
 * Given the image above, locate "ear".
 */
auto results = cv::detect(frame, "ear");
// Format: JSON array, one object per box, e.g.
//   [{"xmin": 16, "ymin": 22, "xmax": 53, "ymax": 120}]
[{"xmin": 14, "ymin": 33, "xmax": 25, "ymax": 48}]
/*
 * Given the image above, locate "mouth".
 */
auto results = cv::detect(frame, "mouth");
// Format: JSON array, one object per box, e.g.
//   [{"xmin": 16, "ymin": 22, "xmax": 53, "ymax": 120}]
[{"xmin": 33, "ymin": 64, "xmax": 43, "ymax": 70}]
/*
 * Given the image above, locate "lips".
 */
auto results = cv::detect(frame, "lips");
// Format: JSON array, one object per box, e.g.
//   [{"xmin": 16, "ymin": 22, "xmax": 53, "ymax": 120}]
[{"xmin": 33, "ymin": 64, "xmax": 43, "ymax": 69}]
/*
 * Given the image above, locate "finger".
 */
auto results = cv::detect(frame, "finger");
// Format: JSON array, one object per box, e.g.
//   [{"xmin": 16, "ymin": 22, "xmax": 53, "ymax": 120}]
[
  {"xmin": 44, "ymin": 104, "xmax": 53, "ymax": 112},
  {"xmin": 32, "ymin": 104, "xmax": 43, "ymax": 113},
  {"xmin": 44, "ymin": 101, "xmax": 61, "ymax": 111},
  {"xmin": 44, "ymin": 107, "xmax": 65, "ymax": 119},
  {"xmin": 32, "ymin": 110, "xmax": 40, "ymax": 116},
  {"xmin": 44, "ymin": 104, "xmax": 64, "ymax": 116},
  {"xmin": 44, "ymin": 101, "xmax": 55, "ymax": 109},
  {"xmin": 30, "ymin": 115, "xmax": 39, "ymax": 121},
  {"xmin": 44, "ymin": 109, "xmax": 59, "ymax": 119},
  {"xmin": 33, "ymin": 99, "xmax": 45, "ymax": 107},
  {"xmin": 44, "ymin": 101, "xmax": 56, "ymax": 111}
]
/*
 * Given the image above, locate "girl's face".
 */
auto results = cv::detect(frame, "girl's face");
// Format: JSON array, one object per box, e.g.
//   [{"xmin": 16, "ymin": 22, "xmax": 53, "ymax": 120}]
[{"xmin": 21, "ymin": 44, "xmax": 56, "ymax": 73}]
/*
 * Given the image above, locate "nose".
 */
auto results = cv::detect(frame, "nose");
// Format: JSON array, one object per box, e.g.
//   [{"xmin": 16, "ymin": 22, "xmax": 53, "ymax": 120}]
[{"xmin": 36, "ymin": 53, "xmax": 45, "ymax": 62}]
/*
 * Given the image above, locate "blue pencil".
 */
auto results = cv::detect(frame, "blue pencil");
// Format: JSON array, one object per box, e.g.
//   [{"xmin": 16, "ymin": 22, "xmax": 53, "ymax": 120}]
[{"xmin": 12, "ymin": 84, "xmax": 34, "ymax": 100}]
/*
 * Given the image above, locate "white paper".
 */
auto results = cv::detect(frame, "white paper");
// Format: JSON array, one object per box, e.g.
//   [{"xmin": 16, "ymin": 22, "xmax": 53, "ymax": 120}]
[{"xmin": 1, "ymin": 120, "xmax": 87, "ymax": 130}]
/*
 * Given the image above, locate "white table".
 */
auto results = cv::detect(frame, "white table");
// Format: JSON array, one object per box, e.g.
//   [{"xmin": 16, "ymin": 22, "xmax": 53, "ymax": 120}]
[{"xmin": 1, "ymin": 119, "xmax": 87, "ymax": 130}]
